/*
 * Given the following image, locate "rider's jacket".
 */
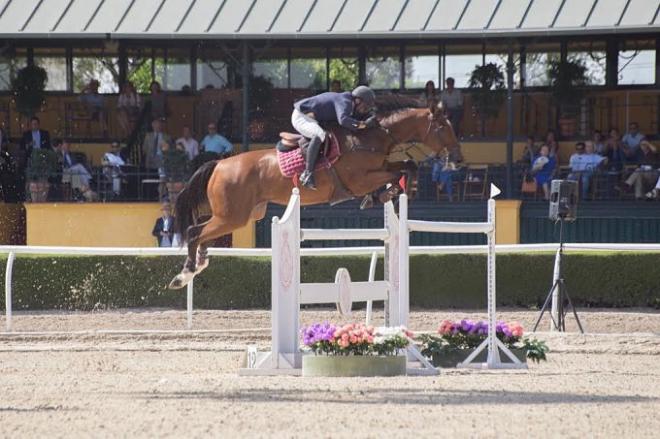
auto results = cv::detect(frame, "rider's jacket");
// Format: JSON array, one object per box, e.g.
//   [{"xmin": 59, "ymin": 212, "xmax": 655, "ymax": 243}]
[{"xmin": 294, "ymin": 92, "xmax": 362, "ymax": 131}]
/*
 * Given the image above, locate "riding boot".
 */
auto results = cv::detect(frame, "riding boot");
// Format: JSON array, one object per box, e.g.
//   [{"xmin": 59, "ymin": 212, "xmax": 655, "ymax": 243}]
[{"xmin": 300, "ymin": 135, "xmax": 323, "ymax": 190}]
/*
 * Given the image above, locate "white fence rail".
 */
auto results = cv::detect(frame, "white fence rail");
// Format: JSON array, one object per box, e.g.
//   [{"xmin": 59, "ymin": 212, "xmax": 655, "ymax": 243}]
[{"xmin": 2, "ymin": 243, "xmax": 660, "ymax": 333}]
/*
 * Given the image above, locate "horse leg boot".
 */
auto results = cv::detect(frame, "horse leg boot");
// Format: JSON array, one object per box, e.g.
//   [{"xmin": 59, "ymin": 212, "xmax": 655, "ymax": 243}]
[{"xmin": 299, "ymin": 135, "xmax": 323, "ymax": 190}]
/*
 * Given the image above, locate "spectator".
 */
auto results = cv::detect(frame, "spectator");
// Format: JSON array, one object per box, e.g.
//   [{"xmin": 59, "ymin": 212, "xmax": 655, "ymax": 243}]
[
  {"xmin": 176, "ymin": 126, "xmax": 199, "ymax": 160},
  {"xmin": 593, "ymin": 130, "xmax": 606, "ymax": 155},
  {"xmin": 431, "ymin": 148, "xmax": 462, "ymax": 202},
  {"xmin": 79, "ymin": 79, "xmax": 107, "ymax": 136},
  {"xmin": 531, "ymin": 144, "xmax": 556, "ymax": 200},
  {"xmin": 440, "ymin": 77, "xmax": 463, "ymax": 136},
  {"xmin": 330, "ymin": 79, "xmax": 342, "ymax": 93},
  {"xmin": 545, "ymin": 130, "xmax": 559, "ymax": 157},
  {"xmin": 568, "ymin": 141, "xmax": 607, "ymax": 199},
  {"xmin": 200, "ymin": 123, "xmax": 233, "ymax": 157},
  {"xmin": 20, "ymin": 116, "xmax": 51, "ymax": 158},
  {"xmin": 141, "ymin": 118, "xmax": 171, "ymax": 171},
  {"xmin": 102, "ymin": 141, "xmax": 126, "ymax": 197},
  {"xmin": 646, "ymin": 174, "xmax": 660, "ymax": 200},
  {"xmin": 148, "ymin": 81, "xmax": 168, "ymax": 121},
  {"xmin": 605, "ymin": 128, "xmax": 625, "ymax": 171},
  {"xmin": 619, "ymin": 141, "xmax": 659, "ymax": 200},
  {"xmin": 152, "ymin": 202, "xmax": 174, "ymax": 247},
  {"xmin": 622, "ymin": 122, "xmax": 646, "ymax": 161},
  {"xmin": 419, "ymin": 80, "xmax": 437, "ymax": 106},
  {"xmin": 54, "ymin": 139, "xmax": 96, "ymax": 201},
  {"xmin": 117, "ymin": 81, "xmax": 142, "ymax": 138},
  {"xmin": 520, "ymin": 135, "xmax": 536, "ymax": 166}
]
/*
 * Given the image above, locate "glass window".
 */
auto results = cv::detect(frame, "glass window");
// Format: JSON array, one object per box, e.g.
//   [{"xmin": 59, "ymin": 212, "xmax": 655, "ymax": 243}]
[
  {"xmin": 34, "ymin": 48, "xmax": 67, "ymax": 91},
  {"xmin": 567, "ymin": 41, "xmax": 606, "ymax": 86},
  {"xmin": 72, "ymin": 48, "xmax": 119, "ymax": 93},
  {"xmin": 444, "ymin": 45, "xmax": 482, "ymax": 88},
  {"xmin": 484, "ymin": 43, "xmax": 521, "ymax": 89},
  {"xmin": 290, "ymin": 48, "xmax": 326, "ymax": 90},
  {"xmin": 618, "ymin": 40, "xmax": 656, "ymax": 85},
  {"xmin": 127, "ymin": 48, "xmax": 154, "ymax": 93},
  {"xmin": 524, "ymin": 43, "xmax": 560, "ymax": 87},
  {"xmin": 329, "ymin": 47, "xmax": 359, "ymax": 91},
  {"xmin": 158, "ymin": 49, "xmax": 191, "ymax": 92},
  {"xmin": 197, "ymin": 47, "xmax": 229, "ymax": 90},
  {"xmin": 404, "ymin": 45, "xmax": 439, "ymax": 89},
  {"xmin": 366, "ymin": 46, "xmax": 401, "ymax": 90},
  {"xmin": 252, "ymin": 48, "xmax": 288, "ymax": 88},
  {"xmin": 0, "ymin": 48, "xmax": 27, "ymax": 91}
]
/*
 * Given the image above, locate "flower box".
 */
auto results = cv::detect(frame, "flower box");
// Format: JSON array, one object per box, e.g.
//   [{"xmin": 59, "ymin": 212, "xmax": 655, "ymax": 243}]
[
  {"xmin": 302, "ymin": 354, "xmax": 406, "ymax": 377},
  {"xmin": 431, "ymin": 347, "xmax": 527, "ymax": 368}
]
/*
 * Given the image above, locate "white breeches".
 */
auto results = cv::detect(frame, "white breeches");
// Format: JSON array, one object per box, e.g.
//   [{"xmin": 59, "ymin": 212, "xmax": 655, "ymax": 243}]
[{"xmin": 291, "ymin": 109, "xmax": 326, "ymax": 141}]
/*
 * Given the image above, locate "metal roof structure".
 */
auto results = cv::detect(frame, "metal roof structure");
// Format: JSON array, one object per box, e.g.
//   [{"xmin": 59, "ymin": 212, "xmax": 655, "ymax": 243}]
[{"xmin": 0, "ymin": 0, "xmax": 657, "ymax": 39}]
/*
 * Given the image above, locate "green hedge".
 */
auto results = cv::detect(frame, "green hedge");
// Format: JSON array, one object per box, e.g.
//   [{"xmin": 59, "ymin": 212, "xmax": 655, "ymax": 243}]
[{"xmin": 0, "ymin": 253, "xmax": 658, "ymax": 311}]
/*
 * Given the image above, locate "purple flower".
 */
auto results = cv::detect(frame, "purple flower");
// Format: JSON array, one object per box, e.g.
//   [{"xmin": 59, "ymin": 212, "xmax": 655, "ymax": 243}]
[{"xmin": 301, "ymin": 322, "xmax": 337, "ymax": 346}]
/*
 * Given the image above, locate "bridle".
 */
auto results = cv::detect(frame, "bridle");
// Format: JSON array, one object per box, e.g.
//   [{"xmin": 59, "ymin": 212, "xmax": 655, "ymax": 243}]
[{"xmin": 380, "ymin": 110, "xmax": 450, "ymax": 151}]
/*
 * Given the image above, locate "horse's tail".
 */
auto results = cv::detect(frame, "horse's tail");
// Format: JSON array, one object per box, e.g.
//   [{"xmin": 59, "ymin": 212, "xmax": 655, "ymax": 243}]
[{"xmin": 173, "ymin": 160, "xmax": 218, "ymax": 243}]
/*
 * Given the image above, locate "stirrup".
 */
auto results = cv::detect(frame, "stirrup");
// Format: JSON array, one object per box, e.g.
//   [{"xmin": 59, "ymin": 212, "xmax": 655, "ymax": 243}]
[{"xmin": 359, "ymin": 194, "xmax": 374, "ymax": 210}]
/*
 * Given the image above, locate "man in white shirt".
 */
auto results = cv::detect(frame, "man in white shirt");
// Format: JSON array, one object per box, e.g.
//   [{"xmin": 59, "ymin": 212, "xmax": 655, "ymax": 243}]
[
  {"xmin": 176, "ymin": 126, "xmax": 199, "ymax": 161},
  {"xmin": 568, "ymin": 141, "xmax": 606, "ymax": 199},
  {"xmin": 440, "ymin": 77, "xmax": 464, "ymax": 137},
  {"xmin": 102, "ymin": 141, "xmax": 126, "ymax": 196}
]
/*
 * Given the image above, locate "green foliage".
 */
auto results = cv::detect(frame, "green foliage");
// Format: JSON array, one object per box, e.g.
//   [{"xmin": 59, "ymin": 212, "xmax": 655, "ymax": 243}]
[
  {"xmin": 26, "ymin": 148, "xmax": 60, "ymax": 182},
  {"xmin": 11, "ymin": 64, "xmax": 48, "ymax": 117},
  {"xmin": 548, "ymin": 59, "xmax": 588, "ymax": 117},
  {"xmin": 0, "ymin": 252, "xmax": 658, "ymax": 311},
  {"xmin": 329, "ymin": 58, "xmax": 359, "ymax": 89},
  {"xmin": 522, "ymin": 337, "xmax": 549, "ymax": 363},
  {"xmin": 163, "ymin": 148, "xmax": 189, "ymax": 182},
  {"xmin": 468, "ymin": 63, "xmax": 506, "ymax": 120}
]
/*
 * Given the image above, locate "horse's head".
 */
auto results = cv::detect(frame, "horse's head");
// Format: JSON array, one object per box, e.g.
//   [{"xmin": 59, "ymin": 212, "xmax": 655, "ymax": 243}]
[{"xmin": 422, "ymin": 100, "xmax": 460, "ymax": 157}]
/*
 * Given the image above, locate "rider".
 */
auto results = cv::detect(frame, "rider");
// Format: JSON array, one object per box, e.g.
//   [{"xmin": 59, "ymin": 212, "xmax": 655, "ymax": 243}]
[{"xmin": 292, "ymin": 85, "xmax": 378, "ymax": 190}]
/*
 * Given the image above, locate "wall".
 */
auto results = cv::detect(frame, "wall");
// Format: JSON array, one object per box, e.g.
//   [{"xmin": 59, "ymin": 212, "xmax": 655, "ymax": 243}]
[
  {"xmin": 24, "ymin": 203, "xmax": 255, "ymax": 248},
  {"xmin": 0, "ymin": 203, "xmax": 25, "ymax": 245}
]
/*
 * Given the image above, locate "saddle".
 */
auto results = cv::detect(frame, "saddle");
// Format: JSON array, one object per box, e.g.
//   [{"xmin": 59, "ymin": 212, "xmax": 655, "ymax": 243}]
[{"xmin": 276, "ymin": 131, "xmax": 341, "ymax": 178}]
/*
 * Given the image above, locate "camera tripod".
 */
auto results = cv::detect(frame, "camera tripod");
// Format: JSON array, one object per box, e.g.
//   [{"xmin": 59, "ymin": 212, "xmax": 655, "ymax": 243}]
[{"xmin": 533, "ymin": 216, "xmax": 584, "ymax": 333}]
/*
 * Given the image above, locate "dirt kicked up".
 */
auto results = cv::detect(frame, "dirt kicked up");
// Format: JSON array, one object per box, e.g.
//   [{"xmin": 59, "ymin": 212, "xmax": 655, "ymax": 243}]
[{"xmin": 0, "ymin": 308, "xmax": 659, "ymax": 438}]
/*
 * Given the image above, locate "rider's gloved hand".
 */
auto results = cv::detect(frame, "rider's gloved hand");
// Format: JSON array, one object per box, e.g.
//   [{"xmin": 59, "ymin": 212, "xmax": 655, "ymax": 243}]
[{"xmin": 363, "ymin": 115, "xmax": 379, "ymax": 129}]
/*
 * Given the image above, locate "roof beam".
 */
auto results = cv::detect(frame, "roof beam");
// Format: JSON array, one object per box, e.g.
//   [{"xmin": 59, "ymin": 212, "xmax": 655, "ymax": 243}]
[
  {"xmin": 550, "ymin": 0, "xmax": 566, "ymax": 28},
  {"xmin": 20, "ymin": 0, "xmax": 44, "ymax": 31},
  {"xmin": 359, "ymin": 0, "xmax": 378, "ymax": 32},
  {"xmin": 422, "ymin": 0, "xmax": 441, "ymax": 31},
  {"xmin": 205, "ymin": 0, "xmax": 227, "ymax": 33},
  {"xmin": 176, "ymin": 0, "xmax": 196, "ymax": 32},
  {"xmin": 267, "ymin": 0, "xmax": 288, "ymax": 32},
  {"xmin": 115, "ymin": 0, "xmax": 136, "ymax": 32},
  {"xmin": 84, "ymin": 0, "xmax": 104, "ymax": 32},
  {"xmin": 52, "ymin": 0, "xmax": 75, "ymax": 32},
  {"xmin": 583, "ymin": 0, "xmax": 598, "ymax": 27},
  {"xmin": 454, "ymin": 0, "xmax": 471, "ymax": 30},
  {"xmin": 145, "ymin": 0, "xmax": 167, "ymax": 32},
  {"xmin": 651, "ymin": 3, "xmax": 660, "ymax": 25},
  {"xmin": 236, "ymin": 0, "xmax": 258, "ymax": 32},
  {"xmin": 328, "ymin": 0, "xmax": 348, "ymax": 32},
  {"xmin": 0, "ymin": 0, "xmax": 13, "ymax": 21},
  {"xmin": 391, "ymin": 0, "xmax": 409, "ymax": 31},
  {"xmin": 486, "ymin": 0, "xmax": 503, "ymax": 29},
  {"xmin": 518, "ymin": 0, "xmax": 533, "ymax": 28},
  {"xmin": 298, "ymin": 0, "xmax": 317, "ymax": 32}
]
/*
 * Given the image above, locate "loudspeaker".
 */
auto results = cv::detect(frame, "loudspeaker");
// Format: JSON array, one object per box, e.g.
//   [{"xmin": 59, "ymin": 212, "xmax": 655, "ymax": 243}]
[{"xmin": 549, "ymin": 180, "xmax": 578, "ymax": 222}]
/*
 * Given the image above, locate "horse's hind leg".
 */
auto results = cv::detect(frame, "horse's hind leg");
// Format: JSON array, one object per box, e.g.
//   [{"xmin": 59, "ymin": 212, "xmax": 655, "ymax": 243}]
[{"xmin": 169, "ymin": 220, "xmax": 208, "ymax": 289}]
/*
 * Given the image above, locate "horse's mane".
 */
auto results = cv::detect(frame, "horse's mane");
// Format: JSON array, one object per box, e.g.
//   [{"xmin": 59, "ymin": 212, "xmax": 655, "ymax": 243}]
[{"xmin": 375, "ymin": 95, "xmax": 426, "ymax": 115}]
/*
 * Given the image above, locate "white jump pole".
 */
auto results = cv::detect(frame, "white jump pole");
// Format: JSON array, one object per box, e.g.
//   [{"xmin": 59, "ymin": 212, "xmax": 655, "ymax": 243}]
[
  {"xmin": 365, "ymin": 251, "xmax": 378, "ymax": 326},
  {"xmin": 4, "ymin": 251, "xmax": 14, "ymax": 332},
  {"xmin": 186, "ymin": 279, "xmax": 193, "ymax": 330}
]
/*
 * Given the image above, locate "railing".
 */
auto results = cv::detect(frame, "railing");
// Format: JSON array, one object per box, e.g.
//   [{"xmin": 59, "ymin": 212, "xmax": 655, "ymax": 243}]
[{"xmin": 3, "ymin": 243, "xmax": 660, "ymax": 334}]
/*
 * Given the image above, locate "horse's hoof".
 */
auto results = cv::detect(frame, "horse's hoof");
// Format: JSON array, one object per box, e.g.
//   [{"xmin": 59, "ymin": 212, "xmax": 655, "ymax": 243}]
[{"xmin": 168, "ymin": 272, "xmax": 193, "ymax": 290}]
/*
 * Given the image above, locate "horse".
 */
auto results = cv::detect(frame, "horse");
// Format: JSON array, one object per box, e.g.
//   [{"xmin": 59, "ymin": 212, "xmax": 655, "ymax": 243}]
[{"xmin": 168, "ymin": 97, "xmax": 459, "ymax": 289}]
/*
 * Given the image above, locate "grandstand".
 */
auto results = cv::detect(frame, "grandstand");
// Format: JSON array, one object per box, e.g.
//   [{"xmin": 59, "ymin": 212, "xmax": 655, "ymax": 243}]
[{"xmin": 0, "ymin": 0, "xmax": 658, "ymax": 247}]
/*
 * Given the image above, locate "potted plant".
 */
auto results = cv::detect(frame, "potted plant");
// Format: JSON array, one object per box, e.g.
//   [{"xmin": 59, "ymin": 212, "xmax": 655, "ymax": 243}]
[
  {"xmin": 418, "ymin": 319, "xmax": 549, "ymax": 368},
  {"xmin": 300, "ymin": 323, "xmax": 410, "ymax": 377},
  {"xmin": 26, "ymin": 148, "xmax": 59, "ymax": 202},
  {"xmin": 162, "ymin": 145, "xmax": 190, "ymax": 204},
  {"xmin": 467, "ymin": 63, "xmax": 506, "ymax": 137},
  {"xmin": 547, "ymin": 59, "xmax": 588, "ymax": 138},
  {"xmin": 11, "ymin": 64, "xmax": 48, "ymax": 119}
]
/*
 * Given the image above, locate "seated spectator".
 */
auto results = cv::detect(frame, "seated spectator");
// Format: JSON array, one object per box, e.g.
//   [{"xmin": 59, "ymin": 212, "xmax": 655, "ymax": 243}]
[
  {"xmin": 520, "ymin": 135, "xmax": 536, "ymax": 166},
  {"xmin": 200, "ymin": 123, "xmax": 233, "ymax": 157},
  {"xmin": 419, "ymin": 80, "xmax": 437, "ymax": 106},
  {"xmin": 619, "ymin": 141, "xmax": 659, "ymax": 200},
  {"xmin": 117, "ymin": 81, "xmax": 142, "ymax": 138},
  {"xmin": 431, "ymin": 149, "xmax": 462, "ymax": 202},
  {"xmin": 593, "ymin": 129, "xmax": 606, "ymax": 155},
  {"xmin": 646, "ymin": 174, "xmax": 660, "ymax": 200},
  {"xmin": 148, "ymin": 81, "xmax": 168, "ymax": 121},
  {"xmin": 152, "ymin": 202, "xmax": 174, "ymax": 247},
  {"xmin": 79, "ymin": 79, "xmax": 107, "ymax": 136},
  {"xmin": 568, "ymin": 141, "xmax": 607, "ymax": 199},
  {"xmin": 102, "ymin": 141, "xmax": 126, "ymax": 197},
  {"xmin": 55, "ymin": 139, "xmax": 96, "ymax": 201},
  {"xmin": 20, "ymin": 116, "xmax": 51, "ymax": 158},
  {"xmin": 622, "ymin": 122, "xmax": 646, "ymax": 161},
  {"xmin": 545, "ymin": 130, "xmax": 559, "ymax": 157},
  {"xmin": 531, "ymin": 144, "xmax": 556, "ymax": 200},
  {"xmin": 440, "ymin": 77, "xmax": 463, "ymax": 136},
  {"xmin": 605, "ymin": 128, "xmax": 625, "ymax": 172},
  {"xmin": 176, "ymin": 126, "xmax": 199, "ymax": 161},
  {"xmin": 330, "ymin": 79, "xmax": 342, "ymax": 93},
  {"xmin": 141, "ymin": 118, "xmax": 171, "ymax": 171}
]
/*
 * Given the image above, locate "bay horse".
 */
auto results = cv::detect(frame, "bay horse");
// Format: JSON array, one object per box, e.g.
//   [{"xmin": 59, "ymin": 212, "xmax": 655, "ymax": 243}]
[{"xmin": 168, "ymin": 97, "xmax": 459, "ymax": 289}]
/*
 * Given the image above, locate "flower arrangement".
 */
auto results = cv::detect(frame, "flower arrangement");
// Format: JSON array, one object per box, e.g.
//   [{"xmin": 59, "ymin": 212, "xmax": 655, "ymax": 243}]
[
  {"xmin": 301, "ymin": 323, "xmax": 411, "ymax": 357},
  {"xmin": 419, "ymin": 319, "xmax": 548, "ymax": 364}
]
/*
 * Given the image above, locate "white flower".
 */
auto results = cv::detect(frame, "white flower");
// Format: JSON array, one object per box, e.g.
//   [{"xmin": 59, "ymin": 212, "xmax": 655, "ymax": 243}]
[{"xmin": 375, "ymin": 326, "xmax": 408, "ymax": 337}]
